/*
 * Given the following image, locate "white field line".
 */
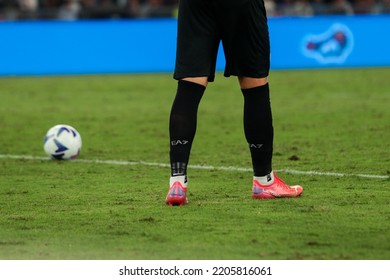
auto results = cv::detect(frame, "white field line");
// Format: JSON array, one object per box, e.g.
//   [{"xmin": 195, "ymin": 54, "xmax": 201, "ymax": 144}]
[{"xmin": 0, "ymin": 154, "xmax": 388, "ymax": 180}]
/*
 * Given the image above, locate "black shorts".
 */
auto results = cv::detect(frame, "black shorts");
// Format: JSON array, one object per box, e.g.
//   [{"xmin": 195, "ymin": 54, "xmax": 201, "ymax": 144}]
[{"xmin": 174, "ymin": 0, "xmax": 270, "ymax": 82}]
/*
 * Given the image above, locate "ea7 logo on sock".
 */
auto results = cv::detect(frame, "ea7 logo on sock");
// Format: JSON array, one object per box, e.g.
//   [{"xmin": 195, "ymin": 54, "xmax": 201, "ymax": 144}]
[
  {"xmin": 171, "ymin": 140, "xmax": 189, "ymax": 146},
  {"xmin": 249, "ymin": 143, "xmax": 263, "ymax": 149},
  {"xmin": 302, "ymin": 23, "xmax": 354, "ymax": 64}
]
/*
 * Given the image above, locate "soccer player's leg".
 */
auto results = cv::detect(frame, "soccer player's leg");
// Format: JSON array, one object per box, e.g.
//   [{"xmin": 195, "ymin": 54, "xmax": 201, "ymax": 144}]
[
  {"xmin": 166, "ymin": 79, "xmax": 206, "ymax": 206},
  {"xmin": 167, "ymin": 0, "xmax": 219, "ymax": 206},
  {"xmin": 240, "ymin": 77, "xmax": 303, "ymax": 199}
]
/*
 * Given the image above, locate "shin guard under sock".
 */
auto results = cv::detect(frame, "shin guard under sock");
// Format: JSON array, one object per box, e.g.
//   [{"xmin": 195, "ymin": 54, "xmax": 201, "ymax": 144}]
[
  {"xmin": 169, "ymin": 80, "xmax": 205, "ymax": 176},
  {"xmin": 242, "ymin": 83, "xmax": 274, "ymax": 176}
]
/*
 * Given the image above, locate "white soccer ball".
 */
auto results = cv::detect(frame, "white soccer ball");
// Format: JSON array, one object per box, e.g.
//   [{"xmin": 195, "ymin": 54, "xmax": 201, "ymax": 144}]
[{"xmin": 43, "ymin": 124, "xmax": 82, "ymax": 160}]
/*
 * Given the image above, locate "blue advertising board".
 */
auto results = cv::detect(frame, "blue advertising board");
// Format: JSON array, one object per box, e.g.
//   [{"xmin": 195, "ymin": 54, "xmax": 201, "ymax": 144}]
[
  {"xmin": 269, "ymin": 15, "xmax": 390, "ymax": 69},
  {"xmin": 0, "ymin": 15, "xmax": 389, "ymax": 76}
]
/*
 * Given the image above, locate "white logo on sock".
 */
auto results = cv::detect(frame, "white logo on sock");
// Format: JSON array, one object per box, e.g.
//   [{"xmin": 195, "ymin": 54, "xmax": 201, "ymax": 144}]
[
  {"xmin": 249, "ymin": 143, "xmax": 263, "ymax": 149},
  {"xmin": 171, "ymin": 140, "xmax": 189, "ymax": 146}
]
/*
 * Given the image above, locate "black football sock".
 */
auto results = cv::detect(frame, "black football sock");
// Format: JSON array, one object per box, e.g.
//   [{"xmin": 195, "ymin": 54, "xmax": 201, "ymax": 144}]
[
  {"xmin": 242, "ymin": 83, "xmax": 274, "ymax": 177},
  {"xmin": 169, "ymin": 80, "xmax": 205, "ymax": 176}
]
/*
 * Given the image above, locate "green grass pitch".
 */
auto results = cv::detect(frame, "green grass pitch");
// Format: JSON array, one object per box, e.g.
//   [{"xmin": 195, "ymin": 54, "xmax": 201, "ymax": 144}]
[{"xmin": 0, "ymin": 68, "xmax": 389, "ymax": 260}]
